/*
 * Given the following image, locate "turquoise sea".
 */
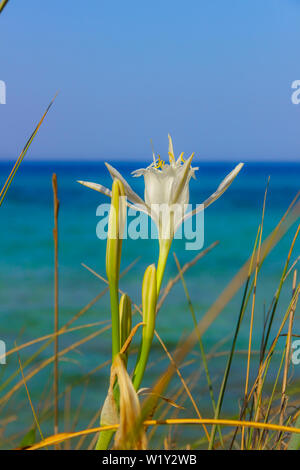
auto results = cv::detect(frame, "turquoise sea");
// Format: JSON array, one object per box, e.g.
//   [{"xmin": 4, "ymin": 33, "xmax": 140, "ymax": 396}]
[{"xmin": 0, "ymin": 161, "xmax": 299, "ymax": 448}]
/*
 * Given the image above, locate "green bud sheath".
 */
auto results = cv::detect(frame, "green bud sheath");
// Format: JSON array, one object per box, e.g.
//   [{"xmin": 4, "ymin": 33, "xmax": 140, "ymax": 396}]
[
  {"xmin": 132, "ymin": 264, "xmax": 157, "ymax": 390},
  {"xmin": 106, "ymin": 178, "xmax": 126, "ymax": 361},
  {"xmin": 119, "ymin": 293, "xmax": 132, "ymax": 363}
]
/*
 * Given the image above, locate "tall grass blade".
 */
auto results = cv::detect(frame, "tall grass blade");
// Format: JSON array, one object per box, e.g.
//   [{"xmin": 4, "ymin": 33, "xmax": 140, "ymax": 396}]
[
  {"xmin": 0, "ymin": 94, "xmax": 56, "ymax": 208},
  {"xmin": 0, "ymin": 0, "xmax": 9, "ymax": 14},
  {"xmin": 28, "ymin": 418, "xmax": 300, "ymax": 451},
  {"xmin": 209, "ymin": 224, "xmax": 260, "ymax": 449},
  {"xmin": 52, "ymin": 174, "xmax": 60, "ymax": 444}
]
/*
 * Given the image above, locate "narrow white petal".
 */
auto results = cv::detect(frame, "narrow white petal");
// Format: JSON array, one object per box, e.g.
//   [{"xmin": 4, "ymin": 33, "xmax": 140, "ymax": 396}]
[
  {"xmin": 168, "ymin": 134, "xmax": 175, "ymax": 160},
  {"xmin": 77, "ymin": 180, "xmax": 112, "ymax": 197},
  {"xmin": 171, "ymin": 154, "xmax": 194, "ymax": 205},
  {"xmin": 77, "ymin": 180, "xmax": 150, "ymax": 215},
  {"xmin": 105, "ymin": 162, "xmax": 147, "ymax": 208},
  {"xmin": 181, "ymin": 162, "xmax": 244, "ymax": 224},
  {"xmin": 203, "ymin": 163, "xmax": 244, "ymax": 209}
]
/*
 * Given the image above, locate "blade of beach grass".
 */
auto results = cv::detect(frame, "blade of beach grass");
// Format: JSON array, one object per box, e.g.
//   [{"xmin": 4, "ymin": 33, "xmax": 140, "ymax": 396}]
[
  {"xmin": 242, "ymin": 180, "xmax": 269, "ymax": 448},
  {"xmin": 52, "ymin": 174, "xmax": 60, "ymax": 443},
  {"xmin": 2, "ymin": 321, "xmax": 108, "ymax": 362},
  {"xmin": 153, "ymin": 331, "xmax": 211, "ymax": 442},
  {"xmin": 23, "ymin": 365, "xmax": 54, "ymax": 443},
  {"xmin": 283, "ymin": 256, "xmax": 300, "ymax": 283},
  {"xmin": 262, "ymin": 223, "xmax": 300, "ymax": 358},
  {"xmin": 209, "ymin": 224, "xmax": 261, "ymax": 449},
  {"xmin": 259, "ymin": 215, "xmax": 299, "ymax": 358},
  {"xmin": 16, "ymin": 350, "xmax": 44, "ymax": 443},
  {"xmin": 256, "ymin": 340, "xmax": 286, "ymax": 449},
  {"xmin": 0, "ymin": 326, "xmax": 111, "ymax": 407},
  {"xmin": 0, "ymin": 94, "xmax": 57, "ymax": 208},
  {"xmin": 0, "ymin": 0, "xmax": 9, "ymax": 14},
  {"xmin": 278, "ymin": 270, "xmax": 297, "ymax": 431},
  {"xmin": 63, "ymin": 387, "xmax": 71, "ymax": 450},
  {"xmin": 173, "ymin": 253, "xmax": 222, "ymax": 447},
  {"xmin": 27, "ymin": 418, "xmax": 300, "ymax": 450},
  {"xmin": 247, "ymin": 284, "xmax": 300, "ymax": 409}
]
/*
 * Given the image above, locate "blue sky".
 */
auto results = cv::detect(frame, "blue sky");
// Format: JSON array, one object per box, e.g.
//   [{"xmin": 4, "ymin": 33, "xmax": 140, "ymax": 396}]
[{"xmin": 0, "ymin": 0, "xmax": 300, "ymax": 161}]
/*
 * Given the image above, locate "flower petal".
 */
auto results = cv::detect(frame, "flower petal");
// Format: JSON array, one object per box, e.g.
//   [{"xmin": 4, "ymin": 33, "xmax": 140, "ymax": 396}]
[
  {"xmin": 77, "ymin": 179, "xmax": 150, "ymax": 216},
  {"xmin": 77, "ymin": 180, "xmax": 112, "ymax": 197},
  {"xmin": 171, "ymin": 153, "xmax": 194, "ymax": 205},
  {"xmin": 180, "ymin": 162, "xmax": 244, "ymax": 225},
  {"xmin": 105, "ymin": 162, "xmax": 148, "ymax": 209},
  {"xmin": 203, "ymin": 162, "xmax": 244, "ymax": 209},
  {"xmin": 168, "ymin": 134, "xmax": 175, "ymax": 162}
]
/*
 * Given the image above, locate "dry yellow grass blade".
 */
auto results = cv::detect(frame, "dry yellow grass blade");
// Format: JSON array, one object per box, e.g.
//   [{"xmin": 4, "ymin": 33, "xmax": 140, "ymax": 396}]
[
  {"xmin": 0, "ymin": 325, "xmax": 111, "ymax": 406},
  {"xmin": 0, "ymin": 94, "xmax": 57, "ymax": 207},
  {"xmin": 154, "ymin": 331, "xmax": 211, "ymax": 442},
  {"xmin": 27, "ymin": 418, "xmax": 300, "ymax": 450},
  {"xmin": 120, "ymin": 322, "xmax": 144, "ymax": 355},
  {"xmin": 52, "ymin": 173, "xmax": 60, "ymax": 441},
  {"xmin": 242, "ymin": 181, "xmax": 268, "ymax": 448},
  {"xmin": 1, "ymin": 321, "xmax": 108, "ymax": 362},
  {"xmin": 0, "ymin": 0, "xmax": 9, "ymax": 14},
  {"xmin": 17, "ymin": 351, "xmax": 44, "ymax": 443},
  {"xmin": 247, "ymin": 283, "xmax": 300, "ymax": 403},
  {"xmin": 112, "ymin": 355, "xmax": 147, "ymax": 450}
]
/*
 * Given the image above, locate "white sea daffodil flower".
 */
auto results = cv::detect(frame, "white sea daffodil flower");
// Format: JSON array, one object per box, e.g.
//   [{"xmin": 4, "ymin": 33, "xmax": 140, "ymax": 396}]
[
  {"xmin": 78, "ymin": 135, "xmax": 243, "ymax": 241},
  {"xmin": 78, "ymin": 136, "xmax": 243, "ymax": 291}
]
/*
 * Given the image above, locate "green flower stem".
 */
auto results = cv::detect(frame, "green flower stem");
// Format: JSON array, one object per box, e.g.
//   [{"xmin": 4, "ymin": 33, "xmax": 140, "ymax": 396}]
[
  {"xmin": 156, "ymin": 239, "xmax": 172, "ymax": 295},
  {"xmin": 132, "ymin": 265, "xmax": 157, "ymax": 391},
  {"xmin": 105, "ymin": 178, "xmax": 126, "ymax": 361},
  {"xmin": 96, "ymin": 178, "xmax": 126, "ymax": 451},
  {"xmin": 96, "ymin": 429, "xmax": 115, "ymax": 450},
  {"xmin": 119, "ymin": 293, "xmax": 132, "ymax": 365},
  {"xmin": 109, "ymin": 282, "xmax": 120, "ymax": 361},
  {"xmin": 132, "ymin": 240, "xmax": 171, "ymax": 392}
]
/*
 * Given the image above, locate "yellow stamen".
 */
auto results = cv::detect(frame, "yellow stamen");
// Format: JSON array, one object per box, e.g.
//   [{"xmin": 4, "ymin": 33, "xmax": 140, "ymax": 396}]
[
  {"xmin": 179, "ymin": 152, "xmax": 185, "ymax": 163},
  {"xmin": 155, "ymin": 155, "xmax": 165, "ymax": 169}
]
